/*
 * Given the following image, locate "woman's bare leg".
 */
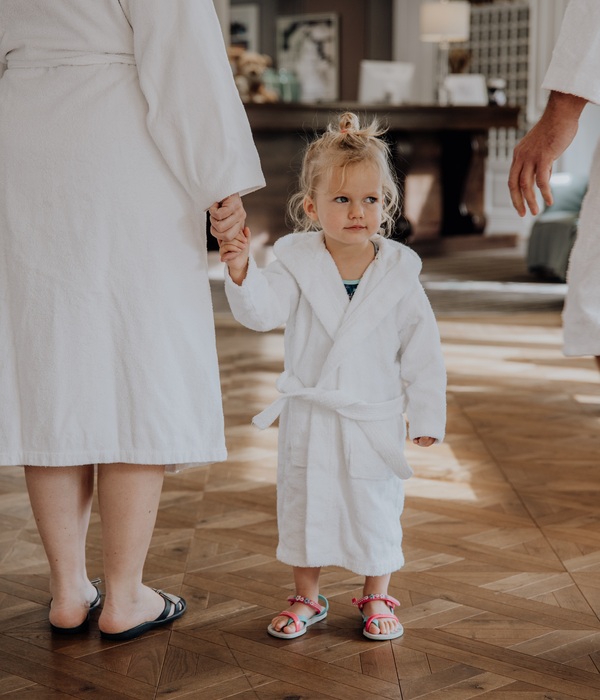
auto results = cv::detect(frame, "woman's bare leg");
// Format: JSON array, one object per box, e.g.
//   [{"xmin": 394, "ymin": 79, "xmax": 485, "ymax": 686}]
[
  {"xmin": 361, "ymin": 574, "xmax": 401, "ymax": 636},
  {"xmin": 24, "ymin": 464, "xmax": 97, "ymax": 629},
  {"xmin": 96, "ymin": 462, "xmax": 180, "ymax": 634},
  {"xmin": 270, "ymin": 566, "xmax": 321, "ymax": 634}
]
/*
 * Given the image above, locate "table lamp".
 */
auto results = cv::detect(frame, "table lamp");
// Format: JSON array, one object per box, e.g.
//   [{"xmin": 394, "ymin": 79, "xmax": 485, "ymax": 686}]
[{"xmin": 420, "ymin": 0, "xmax": 470, "ymax": 104}]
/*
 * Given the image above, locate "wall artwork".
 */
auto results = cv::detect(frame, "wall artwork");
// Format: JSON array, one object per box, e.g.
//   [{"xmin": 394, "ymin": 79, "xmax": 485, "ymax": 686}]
[
  {"xmin": 230, "ymin": 4, "xmax": 260, "ymax": 52},
  {"xmin": 276, "ymin": 13, "xmax": 339, "ymax": 103}
]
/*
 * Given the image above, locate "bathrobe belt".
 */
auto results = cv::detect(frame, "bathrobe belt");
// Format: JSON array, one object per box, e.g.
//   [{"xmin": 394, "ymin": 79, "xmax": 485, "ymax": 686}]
[
  {"xmin": 253, "ymin": 373, "xmax": 412, "ymax": 477},
  {"xmin": 7, "ymin": 53, "xmax": 137, "ymax": 69}
]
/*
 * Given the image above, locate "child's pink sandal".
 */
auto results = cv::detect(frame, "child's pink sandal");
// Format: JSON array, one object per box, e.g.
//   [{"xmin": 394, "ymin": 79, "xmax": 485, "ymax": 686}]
[
  {"xmin": 267, "ymin": 594, "xmax": 329, "ymax": 639},
  {"xmin": 352, "ymin": 593, "xmax": 404, "ymax": 641}
]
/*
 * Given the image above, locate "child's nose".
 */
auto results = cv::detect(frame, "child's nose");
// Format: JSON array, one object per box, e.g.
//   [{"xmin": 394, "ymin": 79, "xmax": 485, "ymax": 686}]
[{"xmin": 349, "ymin": 202, "xmax": 364, "ymax": 218}]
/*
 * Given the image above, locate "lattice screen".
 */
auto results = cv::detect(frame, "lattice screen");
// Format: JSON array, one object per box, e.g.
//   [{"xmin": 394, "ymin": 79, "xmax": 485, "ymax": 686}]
[{"xmin": 452, "ymin": 1, "xmax": 530, "ymax": 162}]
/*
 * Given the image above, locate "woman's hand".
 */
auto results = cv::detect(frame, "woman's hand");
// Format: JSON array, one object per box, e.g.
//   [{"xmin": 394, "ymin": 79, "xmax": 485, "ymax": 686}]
[{"xmin": 209, "ymin": 193, "xmax": 246, "ymax": 243}]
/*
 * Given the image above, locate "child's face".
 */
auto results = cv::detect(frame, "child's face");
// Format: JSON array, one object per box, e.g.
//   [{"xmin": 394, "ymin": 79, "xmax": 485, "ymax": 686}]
[{"xmin": 304, "ymin": 162, "xmax": 383, "ymax": 247}]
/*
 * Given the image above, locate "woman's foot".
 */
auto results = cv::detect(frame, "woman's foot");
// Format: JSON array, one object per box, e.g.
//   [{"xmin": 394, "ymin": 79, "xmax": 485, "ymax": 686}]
[
  {"xmin": 98, "ymin": 585, "xmax": 182, "ymax": 636},
  {"xmin": 49, "ymin": 578, "xmax": 101, "ymax": 631}
]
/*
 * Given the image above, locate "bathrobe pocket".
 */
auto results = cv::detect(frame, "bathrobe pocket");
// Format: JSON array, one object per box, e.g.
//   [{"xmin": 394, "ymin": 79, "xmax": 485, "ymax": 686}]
[
  {"xmin": 287, "ymin": 398, "xmax": 312, "ymax": 467},
  {"xmin": 342, "ymin": 415, "xmax": 413, "ymax": 480}
]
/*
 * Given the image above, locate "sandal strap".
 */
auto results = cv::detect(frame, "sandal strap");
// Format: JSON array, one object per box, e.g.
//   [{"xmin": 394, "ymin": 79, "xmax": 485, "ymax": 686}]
[
  {"xmin": 278, "ymin": 609, "xmax": 305, "ymax": 632},
  {"xmin": 153, "ymin": 589, "xmax": 185, "ymax": 622},
  {"xmin": 287, "ymin": 595, "xmax": 325, "ymax": 614},
  {"xmin": 352, "ymin": 593, "xmax": 400, "ymax": 610}
]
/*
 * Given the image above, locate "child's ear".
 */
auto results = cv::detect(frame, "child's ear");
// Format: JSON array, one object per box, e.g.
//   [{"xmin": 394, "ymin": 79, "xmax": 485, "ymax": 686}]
[{"xmin": 303, "ymin": 196, "xmax": 319, "ymax": 222}]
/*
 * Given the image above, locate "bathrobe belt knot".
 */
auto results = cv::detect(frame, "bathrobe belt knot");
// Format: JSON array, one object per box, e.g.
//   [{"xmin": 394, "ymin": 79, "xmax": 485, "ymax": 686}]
[{"xmin": 253, "ymin": 373, "xmax": 412, "ymax": 479}]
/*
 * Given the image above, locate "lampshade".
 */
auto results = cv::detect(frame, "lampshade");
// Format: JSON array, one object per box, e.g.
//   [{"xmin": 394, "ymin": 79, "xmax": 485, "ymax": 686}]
[{"xmin": 420, "ymin": 1, "xmax": 470, "ymax": 43}]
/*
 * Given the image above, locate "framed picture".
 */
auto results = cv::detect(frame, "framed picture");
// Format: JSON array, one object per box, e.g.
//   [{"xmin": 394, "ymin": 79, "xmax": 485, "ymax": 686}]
[
  {"xmin": 358, "ymin": 60, "xmax": 415, "ymax": 105},
  {"xmin": 443, "ymin": 74, "xmax": 489, "ymax": 106},
  {"xmin": 276, "ymin": 13, "xmax": 339, "ymax": 103},
  {"xmin": 230, "ymin": 4, "xmax": 260, "ymax": 52}
]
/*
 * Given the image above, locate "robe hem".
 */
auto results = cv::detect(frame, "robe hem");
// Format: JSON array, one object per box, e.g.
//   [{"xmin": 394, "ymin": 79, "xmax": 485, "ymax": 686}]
[
  {"xmin": 0, "ymin": 448, "xmax": 227, "ymax": 473},
  {"xmin": 563, "ymin": 344, "xmax": 600, "ymax": 357},
  {"xmin": 276, "ymin": 549, "xmax": 405, "ymax": 577}
]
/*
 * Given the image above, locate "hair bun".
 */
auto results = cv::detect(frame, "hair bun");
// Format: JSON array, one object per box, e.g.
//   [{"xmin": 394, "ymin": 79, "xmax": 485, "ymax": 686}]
[{"xmin": 338, "ymin": 112, "xmax": 360, "ymax": 134}]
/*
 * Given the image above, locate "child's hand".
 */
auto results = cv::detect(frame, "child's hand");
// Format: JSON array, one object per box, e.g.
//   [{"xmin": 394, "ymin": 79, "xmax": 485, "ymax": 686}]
[
  {"xmin": 220, "ymin": 226, "xmax": 251, "ymax": 284},
  {"xmin": 413, "ymin": 436, "xmax": 435, "ymax": 447}
]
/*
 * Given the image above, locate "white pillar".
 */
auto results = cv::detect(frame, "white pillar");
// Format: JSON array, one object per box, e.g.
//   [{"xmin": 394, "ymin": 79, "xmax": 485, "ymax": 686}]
[
  {"xmin": 393, "ymin": 0, "xmax": 437, "ymax": 104},
  {"xmin": 213, "ymin": 0, "xmax": 230, "ymax": 45}
]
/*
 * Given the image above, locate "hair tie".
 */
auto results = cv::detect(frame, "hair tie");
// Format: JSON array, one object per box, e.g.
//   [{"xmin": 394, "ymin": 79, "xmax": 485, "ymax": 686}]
[{"xmin": 340, "ymin": 128, "xmax": 348, "ymax": 133}]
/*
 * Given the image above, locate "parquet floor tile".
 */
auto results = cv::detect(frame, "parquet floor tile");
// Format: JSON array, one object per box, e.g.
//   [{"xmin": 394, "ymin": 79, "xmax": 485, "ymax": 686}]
[{"xmin": 3, "ymin": 250, "xmax": 600, "ymax": 697}]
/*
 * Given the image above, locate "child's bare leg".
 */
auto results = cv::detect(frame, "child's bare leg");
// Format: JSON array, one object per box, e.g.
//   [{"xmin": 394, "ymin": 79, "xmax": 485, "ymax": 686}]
[
  {"xmin": 362, "ymin": 574, "xmax": 401, "ymax": 636},
  {"xmin": 271, "ymin": 566, "xmax": 321, "ymax": 634}
]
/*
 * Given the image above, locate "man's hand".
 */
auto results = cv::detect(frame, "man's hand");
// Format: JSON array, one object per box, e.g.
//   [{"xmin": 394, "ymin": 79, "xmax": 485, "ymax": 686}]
[{"xmin": 508, "ymin": 91, "xmax": 586, "ymax": 216}]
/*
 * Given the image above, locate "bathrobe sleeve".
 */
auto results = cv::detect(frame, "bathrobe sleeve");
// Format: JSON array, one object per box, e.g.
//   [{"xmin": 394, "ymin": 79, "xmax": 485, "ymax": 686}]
[
  {"xmin": 120, "ymin": 0, "xmax": 265, "ymax": 210},
  {"xmin": 224, "ymin": 256, "xmax": 299, "ymax": 331},
  {"xmin": 398, "ymin": 285, "xmax": 446, "ymax": 443},
  {"xmin": 542, "ymin": 0, "xmax": 600, "ymax": 104}
]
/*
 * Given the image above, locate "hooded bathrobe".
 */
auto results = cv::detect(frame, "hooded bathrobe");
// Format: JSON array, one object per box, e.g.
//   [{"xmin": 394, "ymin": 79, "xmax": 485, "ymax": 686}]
[
  {"xmin": 225, "ymin": 233, "xmax": 446, "ymax": 576},
  {"xmin": 0, "ymin": 1, "xmax": 264, "ymax": 470},
  {"xmin": 542, "ymin": 0, "xmax": 600, "ymax": 356}
]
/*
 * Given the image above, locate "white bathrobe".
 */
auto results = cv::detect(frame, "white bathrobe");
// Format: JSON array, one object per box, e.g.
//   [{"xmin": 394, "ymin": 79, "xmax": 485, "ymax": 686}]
[
  {"xmin": 0, "ymin": 1, "xmax": 264, "ymax": 471},
  {"xmin": 225, "ymin": 233, "xmax": 446, "ymax": 576},
  {"xmin": 542, "ymin": 0, "xmax": 600, "ymax": 356}
]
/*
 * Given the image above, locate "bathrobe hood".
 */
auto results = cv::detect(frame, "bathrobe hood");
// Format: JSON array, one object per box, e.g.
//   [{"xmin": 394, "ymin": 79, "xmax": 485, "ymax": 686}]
[{"xmin": 272, "ymin": 232, "xmax": 424, "ymax": 365}]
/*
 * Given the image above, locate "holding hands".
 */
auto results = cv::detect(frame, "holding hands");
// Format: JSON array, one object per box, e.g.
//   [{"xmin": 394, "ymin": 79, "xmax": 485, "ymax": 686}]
[
  {"xmin": 209, "ymin": 193, "xmax": 247, "ymax": 242},
  {"xmin": 208, "ymin": 192, "xmax": 250, "ymax": 285},
  {"xmin": 219, "ymin": 226, "xmax": 251, "ymax": 285}
]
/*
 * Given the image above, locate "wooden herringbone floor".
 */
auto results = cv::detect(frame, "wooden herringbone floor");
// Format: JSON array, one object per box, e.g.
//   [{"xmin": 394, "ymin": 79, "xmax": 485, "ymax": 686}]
[{"xmin": 2, "ymin": 251, "xmax": 600, "ymax": 698}]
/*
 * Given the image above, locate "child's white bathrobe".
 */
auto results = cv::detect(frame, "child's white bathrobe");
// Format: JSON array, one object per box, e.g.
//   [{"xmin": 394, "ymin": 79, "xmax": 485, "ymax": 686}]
[
  {"xmin": 225, "ymin": 233, "xmax": 446, "ymax": 576},
  {"xmin": 542, "ymin": 0, "xmax": 600, "ymax": 356},
  {"xmin": 0, "ymin": 1, "xmax": 264, "ymax": 470}
]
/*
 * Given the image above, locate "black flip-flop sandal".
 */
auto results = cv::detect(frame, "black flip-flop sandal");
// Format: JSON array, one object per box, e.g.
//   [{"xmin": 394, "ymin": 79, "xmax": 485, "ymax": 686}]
[{"xmin": 100, "ymin": 589, "xmax": 186, "ymax": 642}]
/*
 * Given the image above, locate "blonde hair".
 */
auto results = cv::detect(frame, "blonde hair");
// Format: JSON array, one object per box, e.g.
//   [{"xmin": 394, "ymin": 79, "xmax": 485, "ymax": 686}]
[{"xmin": 287, "ymin": 112, "xmax": 401, "ymax": 237}]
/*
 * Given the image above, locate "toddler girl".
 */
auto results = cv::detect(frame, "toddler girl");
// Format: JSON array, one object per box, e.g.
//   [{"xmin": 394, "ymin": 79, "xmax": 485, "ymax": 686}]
[{"xmin": 218, "ymin": 112, "xmax": 446, "ymax": 641}]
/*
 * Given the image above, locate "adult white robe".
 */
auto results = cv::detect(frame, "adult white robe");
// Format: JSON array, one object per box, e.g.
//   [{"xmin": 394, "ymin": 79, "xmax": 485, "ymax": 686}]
[
  {"xmin": 542, "ymin": 0, "xmax": 600, "ymax": 356},
  {"xmin": 0, "ymin": 0, "xmax": 265, "ymax": 471},
  {"xmin": 225, "ymin": 233, "xmax": 446, "ymax": 576}
]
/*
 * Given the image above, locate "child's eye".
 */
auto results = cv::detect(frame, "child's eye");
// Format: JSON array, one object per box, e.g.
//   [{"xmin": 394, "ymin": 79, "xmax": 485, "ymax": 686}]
[
  {"xmin": 365, "ymin": 196, "xmax": 378, "ymax": 204},
  {"xmin": 334, "ymin": 196, "xmax": 348, "ymax": 203}
]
